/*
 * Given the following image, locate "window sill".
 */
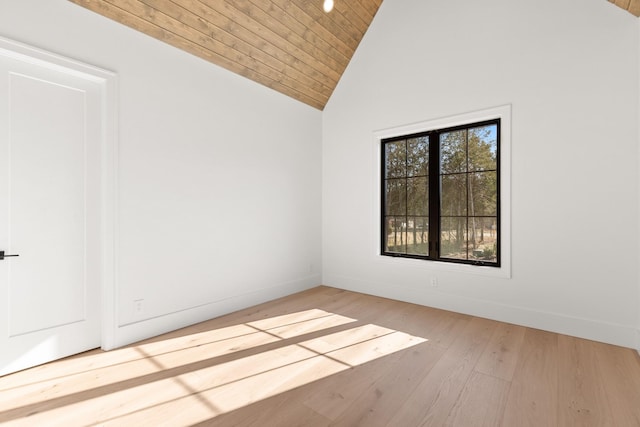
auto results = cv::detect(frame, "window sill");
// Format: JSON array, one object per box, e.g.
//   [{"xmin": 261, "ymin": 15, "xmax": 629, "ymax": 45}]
[{"xmin": 374, "ymin": 253, "xmax": 511, "ymax": 278}]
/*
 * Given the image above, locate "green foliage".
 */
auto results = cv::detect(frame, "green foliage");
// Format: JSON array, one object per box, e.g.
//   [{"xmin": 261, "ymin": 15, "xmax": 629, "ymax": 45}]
[
  {"xmin": 482, "ymin": 246, "xmax": 495, "ymax": 258},
  {"xmin": 383, "ymin": 124, "xmax": 498, "ymax": 260},
  {"xmin": 440, "ymin": 125, "xmax": 497, "ymax": 218}
]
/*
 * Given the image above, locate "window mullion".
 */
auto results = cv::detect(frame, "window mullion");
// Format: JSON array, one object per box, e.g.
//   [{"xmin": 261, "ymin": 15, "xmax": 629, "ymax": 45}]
[
  {"xmin": 404, "ymin": 141, "xmax": 409, "ymax": 253},
  {"xmin": 380, "ymin": 141, "xmax": 387, "ymax": 256},
  {"xmin": 428, "ymin": 132, "xmax": 440, "ymax": 259}
]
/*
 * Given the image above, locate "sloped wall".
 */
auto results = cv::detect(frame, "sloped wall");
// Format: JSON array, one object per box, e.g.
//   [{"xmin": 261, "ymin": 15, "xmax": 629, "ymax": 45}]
[
  {"xmin": 0, "ymin": 0, "xmax": 322, "ymax": 347},
  {"xmin": 323, "ymin": 0, "xmax": 640, "ymax": 347}
]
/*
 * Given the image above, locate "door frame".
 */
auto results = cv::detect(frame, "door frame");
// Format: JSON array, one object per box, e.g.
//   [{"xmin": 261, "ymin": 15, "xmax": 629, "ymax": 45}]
[{"xmin": 0, "ymin": 36, "xmax": 118, "ymax": 351}]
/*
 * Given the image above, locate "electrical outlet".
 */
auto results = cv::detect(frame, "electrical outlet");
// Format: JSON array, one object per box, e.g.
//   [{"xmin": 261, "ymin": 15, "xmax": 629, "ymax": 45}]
[
  {"xmin": 134, "ymin": 299, "xmax": 144, "ymax": 315},
  {"xmin": 430, "ymin": 277, "xmax": 438, "ymax": 287}
]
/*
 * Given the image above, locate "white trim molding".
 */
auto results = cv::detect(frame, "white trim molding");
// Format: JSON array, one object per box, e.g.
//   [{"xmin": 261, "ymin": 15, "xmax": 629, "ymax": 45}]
[
  {"xmin": 0, "ymin": 35, "xmax": 119, "ymax": 352},
  {"xmin": 637, "ymin": 19, "xmax": 640, "ymax": 357},
  {"xmin": 111, "ymin": 275, "xmax": 319, "ymax": 349},
  {"xmin": 327, "ymin": 273, "xmax": 639, "ymax": 350}
]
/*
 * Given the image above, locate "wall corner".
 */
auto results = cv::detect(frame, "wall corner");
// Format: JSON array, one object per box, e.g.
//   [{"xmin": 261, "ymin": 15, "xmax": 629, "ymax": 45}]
[{"xmin": 637, "ymin": 18, "xmax": 640, "ymax": 357}]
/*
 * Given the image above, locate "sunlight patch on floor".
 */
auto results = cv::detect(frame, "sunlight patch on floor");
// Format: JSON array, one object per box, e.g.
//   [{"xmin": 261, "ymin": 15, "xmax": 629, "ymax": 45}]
[{"xmin": 0, "ymin": 309, "xmax": 426, "ymax": 426}]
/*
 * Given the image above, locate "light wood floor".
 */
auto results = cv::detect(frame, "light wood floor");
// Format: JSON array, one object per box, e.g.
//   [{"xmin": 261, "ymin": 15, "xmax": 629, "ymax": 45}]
[{"xmin": 1, "ymin": 286, "xmax": 640, "ymax": 426}]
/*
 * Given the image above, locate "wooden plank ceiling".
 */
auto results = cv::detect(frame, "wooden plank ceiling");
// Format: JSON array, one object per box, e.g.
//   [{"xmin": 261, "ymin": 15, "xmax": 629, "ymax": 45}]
[
  {"xmin": 68, "ymin": 0, "xmax": 383, "ymax": 110},
  {"xmin": 609, "ymin": 0, "xmax": 640, "ymax": 16},
  {"xmin": 68, "ymin": 1, "xmax": 636, "ymax": 110}
]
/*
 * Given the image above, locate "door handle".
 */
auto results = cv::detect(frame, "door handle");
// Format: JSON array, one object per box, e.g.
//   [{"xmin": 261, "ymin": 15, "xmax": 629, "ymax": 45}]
[{"xmin": 0, "ymin": 251, "xmax": 19, "ymax": 260}]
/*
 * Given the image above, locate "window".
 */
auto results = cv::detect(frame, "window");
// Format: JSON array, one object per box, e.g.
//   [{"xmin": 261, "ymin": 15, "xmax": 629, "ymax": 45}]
[{"xmin": 381, "ymin": 119, "xmax": 500, "ymax": 267}]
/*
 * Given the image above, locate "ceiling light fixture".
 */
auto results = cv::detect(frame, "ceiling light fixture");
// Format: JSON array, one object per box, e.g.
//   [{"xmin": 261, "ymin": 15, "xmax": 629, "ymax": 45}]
[{"xmin": 323, "ymin": 0, "xmax": 334, "ymax": 13}]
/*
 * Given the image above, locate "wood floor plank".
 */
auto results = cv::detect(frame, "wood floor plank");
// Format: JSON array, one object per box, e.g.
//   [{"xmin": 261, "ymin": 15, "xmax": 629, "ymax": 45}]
[
  {"xmin": 360, "ymin": 297, "xmax": 466, "ymax": 347},
  {"xmin": 500, "ymin": 328, "xmax": 559, "ymax": 426},
  {"xmin": 302, "ymin": 298, "xmax": 443, "ymax": 422},
  {"xmin": 301, "ymin": 348, "xmax": 407, "ymax": 421},
  {"xmin": 328, "ymin": 341, "xmax": 445, "ymax": 426},
  {"xmin": 415, "ymin": 309, "xmax": 472, "ymax": 350},
  {"xmin": 475, "ymin": 321, "xmax": 526, "ymax": 381},
  {"xmin": 557, "ymin": 336, "xmax": 616, "ymax": 426},
  {"xmin": 443, "ymin": 371, "xmax": 510, "ymax": 426},
  {"xmin": 594, "ymin": 343, "xmax": 640, "ymax": 425},
  {"xmin": 1, "ymin": 286, "xmax": 640, "ymax": 427},
  {"xmin": 209, "ymin": 395, "xmax": 331, "ymax": 427},
  {"xmin": 385, "ymin": 317, "xmax": 498, "ymax": 426}
]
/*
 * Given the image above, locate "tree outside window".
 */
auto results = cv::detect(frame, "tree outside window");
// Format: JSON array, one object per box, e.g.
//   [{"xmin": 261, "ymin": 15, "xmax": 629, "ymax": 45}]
[{"xmin": 382, "ymin": 119, "xmax": 500, "ymax": 267}]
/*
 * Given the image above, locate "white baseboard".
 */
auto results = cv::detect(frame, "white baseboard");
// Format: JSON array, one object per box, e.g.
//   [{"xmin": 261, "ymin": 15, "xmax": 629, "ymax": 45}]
[
  {"xmin": 325, "ymin": 274, "xmax": 638, "ymax": 350},
  {"xmin": 108, "ymin": 275, "xmax": 320, "ymax": 349}
]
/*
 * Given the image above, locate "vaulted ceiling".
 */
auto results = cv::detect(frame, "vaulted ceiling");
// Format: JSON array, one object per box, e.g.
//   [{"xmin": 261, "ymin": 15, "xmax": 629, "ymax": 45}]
[
  {"xmin": 69, "ymin": 1, "xmax": 637, "ymax": 110},
  {"xmin": 68, "ymin": 0, "xmax": 383, "ymax": 110},
  {"xmin": 609, "ymin": 0, "xmax": 640, "ymax": 16}
]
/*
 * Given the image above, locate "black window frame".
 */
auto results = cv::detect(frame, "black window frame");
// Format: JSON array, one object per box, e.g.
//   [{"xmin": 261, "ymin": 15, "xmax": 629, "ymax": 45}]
[{"xmin": 381, "ymin": 118, "xmax": 501, "ymax": 267}]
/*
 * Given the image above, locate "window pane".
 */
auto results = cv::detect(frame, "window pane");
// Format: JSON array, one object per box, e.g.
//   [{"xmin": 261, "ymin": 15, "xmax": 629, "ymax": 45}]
[
  {"xmin": 407, "ymin": 137, "xmax": 428, "ymax": 177},
  {"xmin": 441, "ymin": 217, "xmax": 467, "ymax": 260},
  {"xmin": 407, "ymin": 177, "xmax": 428, "ymax": 216},
  {"xmin": 440, "ymin": 130, "xmax": 467, "ymax": 174},
  {"xmin": 441, "ymin": 174, "xmax": 467, "ymax": 217},
  {"xmin": 385, "ymin": 179, "xmax": 406, "ymax": 215},
  {"xmin": 468, "ymin": 125, "xmax": 497, "ymax": 172},
  {"xmin": 407, "ymin": 217, "xmax": 429, "ymax": 255},
  {"xmin": 468, "ymin": 171, "xmax": 497, "ymax": 216},
  {"xmin": 385, "ymin": 140, "xmax": 406, "ymax": 178},
  {"xmin": 381, "ymin": 118, "xmax": 500, "ymax": 267},
  {"xmin": 468, "ymin": 217, "xmax": 498, "ymax": 262},
  {"xmin": 384, "ymin": 217, "xmax": 407, "ymax": 253}
]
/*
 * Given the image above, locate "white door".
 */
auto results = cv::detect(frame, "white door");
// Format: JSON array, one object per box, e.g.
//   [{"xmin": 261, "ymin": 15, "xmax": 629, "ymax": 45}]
[{"xmin": 0, "ymin": 44, "xmax": 104, "ymax": 376}]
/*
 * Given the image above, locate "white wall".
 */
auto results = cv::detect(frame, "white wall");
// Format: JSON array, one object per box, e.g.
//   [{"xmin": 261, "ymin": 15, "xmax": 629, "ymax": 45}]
[
  {"xmin": 323, "ymin": 0, "xmax": 640, "ymax": 348},
  {"xmin": 1, "ymin": 0, "xmax": 638, "ymax": 351},
  {"xmin": 0, "ymin": 0, "xmax": 322, "ymax": 347},
  {"xmin": 638, "ymin": 18, "xmax": 640, "ymax": 354}
]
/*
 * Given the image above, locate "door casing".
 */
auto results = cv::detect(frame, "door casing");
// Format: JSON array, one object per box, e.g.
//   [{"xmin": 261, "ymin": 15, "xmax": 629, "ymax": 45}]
[{"xmin": 0, "ymin": 36, "xmax": 118, "ymax": 361}]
